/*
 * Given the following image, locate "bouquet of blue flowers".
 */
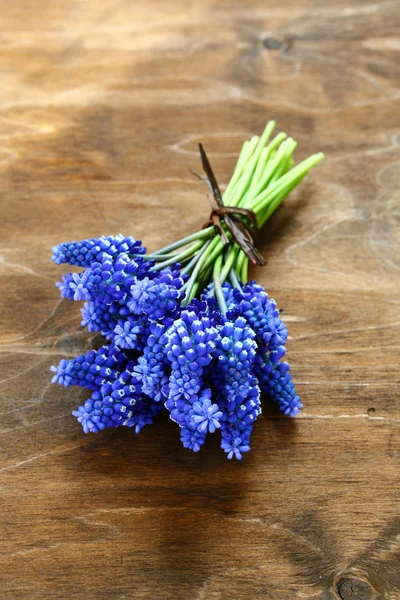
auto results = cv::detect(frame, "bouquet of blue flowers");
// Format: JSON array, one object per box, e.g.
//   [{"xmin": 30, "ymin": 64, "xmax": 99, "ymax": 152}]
[{"xmin": 51, "ymin": 121, "xmax": 323, "ymax": 459}]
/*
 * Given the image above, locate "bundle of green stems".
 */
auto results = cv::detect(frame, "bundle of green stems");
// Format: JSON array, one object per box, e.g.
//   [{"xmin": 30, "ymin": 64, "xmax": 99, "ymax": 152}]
[{"xmin": 139, "ymin": 121, "xmax": 324, "ymax": 313}]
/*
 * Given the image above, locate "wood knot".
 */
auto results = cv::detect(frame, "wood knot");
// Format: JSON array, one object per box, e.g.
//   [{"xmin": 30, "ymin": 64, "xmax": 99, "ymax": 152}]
[
  {"xmin": 262, "ymin": 37, "xmax": 284, "ymax": 50},
  {"xmin": 336, "ymin": 576, "xmax": 374, "ymax": 600}
]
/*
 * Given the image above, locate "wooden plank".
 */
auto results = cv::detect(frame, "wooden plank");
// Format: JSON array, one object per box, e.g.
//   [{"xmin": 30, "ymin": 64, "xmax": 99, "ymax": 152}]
[{"xmin": 0, "ymin": 1, "xmax": 399, "ymax": 598}]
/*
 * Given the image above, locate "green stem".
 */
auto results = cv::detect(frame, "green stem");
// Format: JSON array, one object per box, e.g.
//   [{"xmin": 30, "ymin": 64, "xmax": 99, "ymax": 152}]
[
  {"xmin": 235, "ymin": 250, "xmax": 246, "ymax": 279},
  {"xmin": 229, "ymin": 267, "xmax": 242, "ymax": 290},
  {"xmin": 181, "ymin": 238, "xmax": 212, "ymax": 276},
  {"xmin": 152, "ymin": 239, "xmax": 204, "ymax": 270},
  {"xmin": 240, "ymin": 256, "xmax": 249, "ymax": 284},
  {"xmin": 197, "ymin": 235, "xmax": 224, "ymax": 277},
  {"xmin": 223, "ymin": 124, "xmax": 275, "ymax": 206},
  {"xmin": 182, "ymin": 237, "xmax": 219, "ymax": 304},
  {"xmin": 256, "ymin": 138, "xmax": 294, "ymax": 190},
  {"xmin": 185, "ymin": 261, "xmax": 213, "ymax": 304},
  {"xmin": 220, "ymin": 136, "xmax": 259, "ymax": 204},
  {"xmin": 189, "ymin": 280, "xmax": 200, "ymax": 300},
  {"xmin": 268, "ymin": 140, "xmax": 297, "ymax": 185},
  {"xmin": 231, "ymin": 132, "xmax": 287, "ymax": 206},
  {"xmin": 151, "ymin": 227, "xmax": 213, "ymax": 255},
  {"xmin": 250, "ymin": 153, "xmax": 325, "ymax": 217},
  {"xmin": 131, "ymin": 252, "xmax": 179, "ymax": 261},
  {"xmin": 255, "ymin": 120, "xmax": 276, "ymax": 155},
  {"xmin": 197, "ymin": 263, "xmax": 213, "ymax": 295},
  {"xmin": 250, "ymin": 132, "xmax": 287, "ymax": 192},
  {"xmin": 213, "ymin": 254, "xmax": 227, "ymax": 314},
  {"xmin": 220, "ymin": 243, "xmax": 239, "ymax": 284},
  {"xmin": 222, "ymin": 140, "xmax": 253, "ymax": 201},
  {"xmin": 223, "ymin": 141, "xmax": 266, "ymax": 207}
]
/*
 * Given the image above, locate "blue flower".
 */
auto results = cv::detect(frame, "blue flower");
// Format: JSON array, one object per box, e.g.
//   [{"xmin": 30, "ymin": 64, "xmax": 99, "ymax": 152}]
[
  {"xmin": 263, "ymin": 317, "xmax": 288, "ymax": 347},
  {"xmin": 56, "ymin": 271, "xmax": 93, "ymax": 301},
  {"xmin": 221, "ymin": 434, "xmax": 251, "ymax": 460},
  {"xmin": 114, "ymin": 318, "xmax": 146, "ymax": 350},
  {"xmin": 128, "ymin": 277, "xmax": 157, "ymax": 313},
  {"xmin": 213, "ymin": 316, "xmax": 256, "ymax": 402},
  {"xmin": 128, "ymin": 270, "xmax": 183, "ymax": 319},
  {"xmin": 233, "ymin": 282, "xmax": 287, "ymax": 352},
  {"xmin": 165, "ymin": 310, "xmax": 218, "ymax": 405},
  {"xmin": 50, "ymin": 359, "xmax": 72, "ymax": 386},
  {"xmin": 81, "ymin": 302, "xmax": 102, "ymax": 332},
  {"xmin": 255, "ymin": 355, "xmax": 302, "ymax": 417},
  {"xmin": 134, "ymin": 356, "xmax": 167, "ymax": 401},
  {"xmin": 52, "ymin": 235, "xmax": 145, "ymax": 267},
  {"xmin": 72, "ymin": 392, "xmax": 109, "ymax": 433},
  {"xmin": 72, "ymin": 360, "xmax": 164, "ymax": 435},
  {"xmin": 180, "ymin": 428, "xmax": 206, "ymax": 452},
  {"xmin": 190, "ymin": 395, "xmax": 222, "ymax": 433},
  {"xmin": 267, "ymin": 363, "xmax": 302, "ymax": 417},
  {"xmin": 51, "ymin": 346, "xmax": 125, "ymax": 390},
  {"xmin": 133, "ymin": 322, "xmax": 169, "ymax": 402}
]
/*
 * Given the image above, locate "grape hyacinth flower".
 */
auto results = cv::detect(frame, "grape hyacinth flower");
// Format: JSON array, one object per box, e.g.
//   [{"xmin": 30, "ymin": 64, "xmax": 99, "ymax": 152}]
[
  {"xmin": 50, "ymin": 121, "xmax": 323, "ymax": 458},
  {"xmin": 191, "ymin": 396, "xmax": 223, "ymax": 434}
]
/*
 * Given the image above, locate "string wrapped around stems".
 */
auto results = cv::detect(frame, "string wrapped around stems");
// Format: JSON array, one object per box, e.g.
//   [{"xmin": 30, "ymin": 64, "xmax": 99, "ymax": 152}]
[{"xmin": 197, "ymin": 143, "xmax": 265, "ymax": 267}]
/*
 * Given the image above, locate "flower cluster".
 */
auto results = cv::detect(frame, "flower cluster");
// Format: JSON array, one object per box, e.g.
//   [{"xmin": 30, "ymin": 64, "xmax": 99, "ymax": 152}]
[
  {"xmin": 51, "ymin": 234, "xmax": 302, "ymax": 459},
  {"xmin": 50, "ymin": 122, "xmax": 321, "ymax": 459}
]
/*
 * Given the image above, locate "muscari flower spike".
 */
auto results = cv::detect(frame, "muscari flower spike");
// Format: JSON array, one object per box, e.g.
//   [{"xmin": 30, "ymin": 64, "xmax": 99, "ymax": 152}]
[{"xmin": 50, "ymin": 122, "xmax": 324, "ymax": 458}]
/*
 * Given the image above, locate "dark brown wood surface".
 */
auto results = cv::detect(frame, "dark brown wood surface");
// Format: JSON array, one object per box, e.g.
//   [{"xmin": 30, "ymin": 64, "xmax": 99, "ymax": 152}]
[{"xmin": 0, "ymin": 1, "xmax": 399, "ymax": 598}]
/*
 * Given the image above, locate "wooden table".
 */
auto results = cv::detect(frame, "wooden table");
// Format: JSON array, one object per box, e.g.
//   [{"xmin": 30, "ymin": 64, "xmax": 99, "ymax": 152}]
[{"xmin": 1, "ymin": 1, "xmax": 399, "ymax": 598}]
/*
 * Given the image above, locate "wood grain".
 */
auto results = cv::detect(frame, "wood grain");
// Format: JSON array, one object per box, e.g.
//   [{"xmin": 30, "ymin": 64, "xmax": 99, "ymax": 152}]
[{"xmin": 0, "ymin": 1, "xmax": 399, "ymax": 598}]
